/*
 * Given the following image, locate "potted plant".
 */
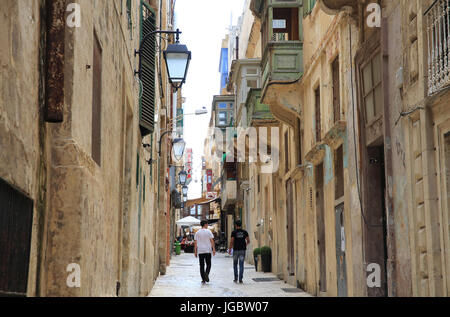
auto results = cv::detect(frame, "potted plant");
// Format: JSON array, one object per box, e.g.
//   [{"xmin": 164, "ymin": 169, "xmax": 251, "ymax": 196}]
[
  {"xmin": 253, "ymin": 248, "xmax": 261, "ymax": 271},
  {"xmin": 260, "ymin": 246, "xmax": 272, "ymax": 273}
]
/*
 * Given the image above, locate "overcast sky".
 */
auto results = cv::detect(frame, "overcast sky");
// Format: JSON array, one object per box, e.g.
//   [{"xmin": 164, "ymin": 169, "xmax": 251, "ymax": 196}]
[{"xmin": 175, "ymin": 0, "xmax": 245, "ymax": 198}]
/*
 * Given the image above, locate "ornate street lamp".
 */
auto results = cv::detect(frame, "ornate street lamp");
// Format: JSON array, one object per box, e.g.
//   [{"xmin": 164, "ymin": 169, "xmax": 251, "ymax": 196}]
[
  {"xmin": 164, "ymin": 43, "xmax": 191, "ymax": 90},
  {"xmin": 141, "ymin": 107, "xmax": 206, "ymax": 165},
  {"xmin": 172, "ymin": 138, "xmax": 186, "ymax": 162},
  {"xmin": 135, "ymin": 29, "xmax": 190, "ymax": 91},
  {"xmin": 152, "ymin": 132, "xmax": 185, "ymax": 158},
  {"xmin": 182, "ymin": 185, "xmax": 189, "ymax": 197},
  {"xmin": 178, "ymin": 170, "xmax": 188, "ymax": 186},
  {"xmin": 142, "ymin": 136, "xmax": 185, "ymax": 165}
]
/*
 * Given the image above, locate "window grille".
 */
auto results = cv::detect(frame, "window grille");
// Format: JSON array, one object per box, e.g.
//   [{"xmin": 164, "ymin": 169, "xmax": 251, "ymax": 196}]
[{"xmin": 426, "ymin": 0, "xmax": 450, "ymax": 95}]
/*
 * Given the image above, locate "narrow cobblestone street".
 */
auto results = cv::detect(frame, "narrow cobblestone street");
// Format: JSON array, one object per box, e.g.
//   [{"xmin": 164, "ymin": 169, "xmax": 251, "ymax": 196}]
[
  {"xmin": 3, "ymin": 0, "xmax": 450, "ymax": 299},
  {"xmin": 149, "ymin": 252, "xmax": 312, "ymax": 297}
]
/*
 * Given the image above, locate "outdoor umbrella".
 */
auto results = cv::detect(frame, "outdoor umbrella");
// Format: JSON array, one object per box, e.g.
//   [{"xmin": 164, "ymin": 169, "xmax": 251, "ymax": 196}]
[{"xmin": 176, "ymin": 216, "xmax": 201, "ymax": 227}]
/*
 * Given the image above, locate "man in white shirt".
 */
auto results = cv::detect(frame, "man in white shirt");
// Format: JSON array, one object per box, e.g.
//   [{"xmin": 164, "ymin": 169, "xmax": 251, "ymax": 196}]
[{"xmin": 194, "ymin": 220, "xmax": 216, "ymax": 284}]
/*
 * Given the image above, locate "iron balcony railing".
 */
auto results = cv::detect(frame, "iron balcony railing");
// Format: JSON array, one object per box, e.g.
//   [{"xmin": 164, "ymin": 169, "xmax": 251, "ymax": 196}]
[{"xmin": 426, "ymin": 0, "xmax": 450, "ymax": 95}]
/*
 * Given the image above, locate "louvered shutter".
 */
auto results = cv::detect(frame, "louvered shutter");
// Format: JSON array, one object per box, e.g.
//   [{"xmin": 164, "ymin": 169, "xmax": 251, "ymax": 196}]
[{"xmin": 139, "ymin": 2, "xmax": 156, "ymax": 136}]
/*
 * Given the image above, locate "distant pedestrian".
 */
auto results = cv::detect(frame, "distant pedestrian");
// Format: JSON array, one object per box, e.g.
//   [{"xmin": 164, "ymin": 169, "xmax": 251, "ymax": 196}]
[
  {"xmin": 228, "ymin": 220, "xmax": 250, "ymax": 283},
  {"xmin": 194, "ymin": 220, "xmax": 216, "ymax": 284}
]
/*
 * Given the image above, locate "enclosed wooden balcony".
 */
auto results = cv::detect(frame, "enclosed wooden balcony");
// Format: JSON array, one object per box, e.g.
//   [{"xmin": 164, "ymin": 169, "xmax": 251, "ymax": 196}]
[
  {"xmin": 221, "ymin": 179, "xmax": 237, "ymax": 209},
  {"xmin": 251, "ymin": 0, "xmax": 303, "ymax": 127},
  {"xmin": 245, "ymin": 88, "xmax": 278, "ymax": 127},
  {"xmin": 261, "ymin": 41, "xmax": 303, "ymax": 91},
  {"xmin": 231, "ymin": 59, "xmax": 262, "ymax": 127},
  {"xmin": 260, "ymin": 0, "xmax": 303, "ymax": 89},
  {"xmin": 212, "ymin": 95, "xmax": 235, "ymax": 130},
  {"xmin": 221, "ymin": 162, "xmax": 237, "ymax": 209}
]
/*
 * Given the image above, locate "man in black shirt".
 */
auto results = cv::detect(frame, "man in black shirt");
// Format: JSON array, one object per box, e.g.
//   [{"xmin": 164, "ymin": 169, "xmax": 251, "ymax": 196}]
[{"xmin": 229, "ymin": 220, "xmax": 250, "ymax": 283}]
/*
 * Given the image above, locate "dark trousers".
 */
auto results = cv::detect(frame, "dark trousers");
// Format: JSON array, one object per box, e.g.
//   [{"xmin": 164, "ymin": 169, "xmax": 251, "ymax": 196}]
[
  {"xmin": 233, "ymin": 250, "xmax": 246, "ymax": 281},
  {"xmin": 199, "ymin": 253, "xmax": 212, "ymax": 281}
]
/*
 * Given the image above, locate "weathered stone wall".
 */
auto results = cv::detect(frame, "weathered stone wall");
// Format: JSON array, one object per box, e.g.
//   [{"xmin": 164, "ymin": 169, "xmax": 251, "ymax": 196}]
[
  {"xmin": 41, "ymin": 0, "xmax": 162, "ymax": 297},
  {"xmin": 0, "ymin": 0, "xmax": 44, "ymax": 297},
  {"xmin": 381, "ymin": 0, "xmax": 413, "ymax": 297},
  {"xmin": 400, "ymin": 0, "xmax": 450, "ymax": 297},
  {"xmin": 1, "ymin": 0, "xmax": 165, "ymax": 297}
]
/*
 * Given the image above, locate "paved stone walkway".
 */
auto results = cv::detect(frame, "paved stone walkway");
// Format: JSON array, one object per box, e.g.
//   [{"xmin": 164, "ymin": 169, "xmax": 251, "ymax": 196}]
[{"xmin": 148, "ymin": 252, "xmax": 312, "ymax": 297}]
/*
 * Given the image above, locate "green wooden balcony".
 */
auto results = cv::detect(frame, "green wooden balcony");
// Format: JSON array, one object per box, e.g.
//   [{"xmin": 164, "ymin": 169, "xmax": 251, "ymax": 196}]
[
  {"xmin": 250, "ymin": 0, "xmax": 304, "ymax": 127},
  {"xmin": 261, "ymin": 41, "xmax": 303, "ymax": 92},
  {"xmin": 245, "ymin": 88, "xmax": 278, "ymax": 127},
  {"xmin": 260, "ymin": 39, "xmax": 303, "ymax": 127},
  {"xmin": 250, "ymin": 0, "xmax": 304, "ymax": 91}
]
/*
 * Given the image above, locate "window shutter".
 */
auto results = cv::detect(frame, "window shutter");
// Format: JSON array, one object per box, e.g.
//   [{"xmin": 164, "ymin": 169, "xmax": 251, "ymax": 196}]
[{"xmin": 139, "ymin": 2, "xmax": 156, "ymax": 136}]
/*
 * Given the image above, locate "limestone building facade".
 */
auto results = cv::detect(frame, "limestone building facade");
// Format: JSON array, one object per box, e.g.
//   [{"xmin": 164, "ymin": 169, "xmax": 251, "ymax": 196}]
[
  {"xmin": 0, "ymin": 0, "xmax": 177, "ymax": 297},
  {"xmin": 209, "ymin": 0, "xmax": 450, "ymax": 297}
]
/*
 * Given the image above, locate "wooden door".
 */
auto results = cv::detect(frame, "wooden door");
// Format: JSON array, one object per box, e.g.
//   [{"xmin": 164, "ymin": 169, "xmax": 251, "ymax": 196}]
[
  {"xmin": 364, "ymin": 146, "xmax": 388, "ymax": 297},
  {"xmin": 286, "ymin": 179, "xmax": 295, "ymax": 275},
  {"xmin": 335, "ymin": 203, "xmax": 348, "ymax": 297},
  {"xmin": 316, "ymin": 164, "xmax": 327, "ymax": 292},
  {"xmin": 0, "ymin": 178, "xmax": 34, "ymax": 297}
]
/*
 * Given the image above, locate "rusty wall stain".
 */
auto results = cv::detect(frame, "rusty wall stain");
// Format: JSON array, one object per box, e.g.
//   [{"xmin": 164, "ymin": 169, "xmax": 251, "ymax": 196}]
[{"xmin": 45, "ymin": 0, "xmax": 66, "ymax": 122}]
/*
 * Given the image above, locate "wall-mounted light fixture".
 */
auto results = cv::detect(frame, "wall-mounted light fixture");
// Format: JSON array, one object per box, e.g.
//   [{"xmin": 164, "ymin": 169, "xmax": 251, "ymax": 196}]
[
  {"xmin": 182, "ymin": 185, "xmax": 189, "ymax": 197},
  {"xmin": 135, "ymin": 29, "xmax": 191, "ymax": 91},
  {"xmin": 179, "ymin": 170, "xmax": 188, "ymax": 186},
  {"xmin": 164, "ymin": 42, "xmax": 191, "ymax": 90},
  {"xmin": 172, "ymin": 138, "xmax": 186, "ymax": 162},
  {"xmin": 141, "ymin": 106, "xmax": 206, "ymax": 165}
]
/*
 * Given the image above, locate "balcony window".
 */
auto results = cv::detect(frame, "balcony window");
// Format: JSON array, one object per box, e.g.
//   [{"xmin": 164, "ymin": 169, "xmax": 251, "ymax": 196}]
[
  {"xmin": 234, "ymin": 61, "xmax": 262, "ymax": 106},
  {"xmin": 213, "ymin": 96, "xmax": 235, "ymax": 129},
  {"xmin": 263, "ymin": 6, "xmax": 300, "ymax": 48},
  {"xmin": 332, "ymin": 56, "xmax": 341, "ymax": 123},
  {"xmin": 247, "ymin": 68, "xmax": 258, "ymax": 75},
  {"xmin": 361, "ymin": 52, "xmax": 382, "ymax": 124},
  {"xmin": 258, "ymin": 0, "xmax": 303, "ymax": 94},
  {"xmin": 426, "ymin": 0, "xmax": 450, "ymax": 95},
  {"xmin": 273, "ymin": 8, "xmax": 299, "ymax": 41},
  {"xmin": 219, "ymin": 111, "xmax": 227, "ymax": 126},
  {"xmin": 315, "ymin": 86, "xmax": 321, "ymax": 142}
]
